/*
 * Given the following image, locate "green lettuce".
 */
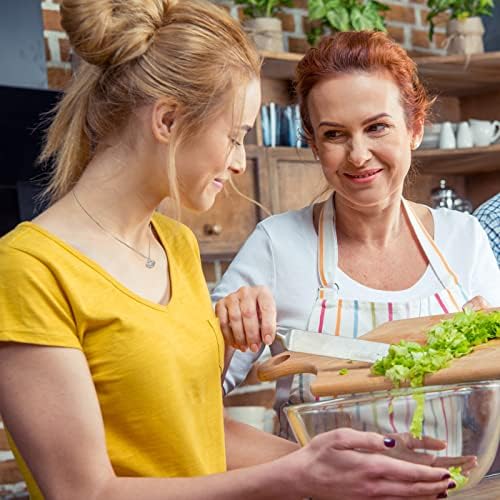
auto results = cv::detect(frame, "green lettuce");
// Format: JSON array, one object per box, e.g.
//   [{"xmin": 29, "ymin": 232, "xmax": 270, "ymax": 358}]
[
  {"xmin": 448, "ymin": 466, "xmax": 468, "ymax": 491},
  {"xmin": 371, "ymin": 309, "xmax": 500, "ymax": 437}
]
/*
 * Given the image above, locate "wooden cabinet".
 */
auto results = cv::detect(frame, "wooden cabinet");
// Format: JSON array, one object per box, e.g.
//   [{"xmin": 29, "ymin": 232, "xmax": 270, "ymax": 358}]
[{"xmin": 265, "ymin": 147, "xmax": 325, "ymax": 213}]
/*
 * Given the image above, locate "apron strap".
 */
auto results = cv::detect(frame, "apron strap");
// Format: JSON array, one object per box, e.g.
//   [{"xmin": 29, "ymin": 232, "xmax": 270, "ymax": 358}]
[
  {"xmin": 317, "ymin": 195, "xmax": 338, "ymax": 288},
  {"xmin": 402, "ymin": 198, "xmax": 460, "ymax": 289}
]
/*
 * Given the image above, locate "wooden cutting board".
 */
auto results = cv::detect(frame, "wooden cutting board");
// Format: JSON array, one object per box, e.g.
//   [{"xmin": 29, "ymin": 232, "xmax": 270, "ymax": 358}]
[{"xmin": 258, "ymin": 308, "xmax": 500, "ymax": 397}]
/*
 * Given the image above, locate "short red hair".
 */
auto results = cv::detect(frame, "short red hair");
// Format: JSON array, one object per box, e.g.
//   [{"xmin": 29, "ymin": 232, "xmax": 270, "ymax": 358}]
[{"xmin": 295, "ymin": 31, "xmax": 433, "ymax": 140}]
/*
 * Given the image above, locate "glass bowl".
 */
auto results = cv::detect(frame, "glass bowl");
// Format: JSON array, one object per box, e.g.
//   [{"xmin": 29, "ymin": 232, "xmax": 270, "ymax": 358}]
[{"xmin": 285, "ymin": 380, "xmax": 500, "ymax": 491}]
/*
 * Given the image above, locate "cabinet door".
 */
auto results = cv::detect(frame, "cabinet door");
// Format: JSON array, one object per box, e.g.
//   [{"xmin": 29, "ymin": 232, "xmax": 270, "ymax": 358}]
[
  {"xmin": 266, "ymin": 148, "xmax": 327, "ymax": 214},
  {"xmin": 157, "ymin": 148, "xmax": 268, "ymax": 256}
]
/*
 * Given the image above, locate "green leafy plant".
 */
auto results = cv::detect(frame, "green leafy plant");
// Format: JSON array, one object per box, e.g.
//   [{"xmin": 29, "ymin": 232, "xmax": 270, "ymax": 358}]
[
  {"xmin": 427, "ymin": 0, "xmax": 494, "ymax": 41},
  {"xmin": 234, "ymin": 0, "xmax": 293, "ymax": 18},
  {"xmin": 307, "ymin": 0, "xmax": 389, "ymax": 46}
]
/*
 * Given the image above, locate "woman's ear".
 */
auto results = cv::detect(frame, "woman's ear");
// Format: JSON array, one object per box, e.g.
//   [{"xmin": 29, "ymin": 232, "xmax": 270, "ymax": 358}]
[
  {"xmin": 310, "ymin": 142, "xmax": 320, "ymax": 161},
  {"xmin": 411, "ymin": 119, "xmax": 424, "ymax": 150},
  {"xmin": 151, "ymin": 98, "xmax": 177, "ymax": 144}
]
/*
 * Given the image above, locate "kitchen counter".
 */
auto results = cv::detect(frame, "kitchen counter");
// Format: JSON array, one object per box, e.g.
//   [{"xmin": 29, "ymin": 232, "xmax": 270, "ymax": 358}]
[{"xmin": 453, "ymin": 474, "xmax": 500, "ymax": 498}]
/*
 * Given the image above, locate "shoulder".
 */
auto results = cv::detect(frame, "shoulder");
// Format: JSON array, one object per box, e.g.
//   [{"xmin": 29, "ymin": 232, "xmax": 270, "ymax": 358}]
[
  {"xmin": 432, "ymin": 206, "xmax": 482, "ymax": 233},
  {"xmin": 257, "ymin": 205, "xmax": 314, "ymax": 238},
  {"xmin": 152, "ymin": 212, "xmax": 199, "ymax": 255},
  {"xmin": 474, "ymin": 194, "xmax": 500, "ymax": 221},
  {"xmin": 0, "ymin": 223, "xmax": 52, "ymax": 268}
]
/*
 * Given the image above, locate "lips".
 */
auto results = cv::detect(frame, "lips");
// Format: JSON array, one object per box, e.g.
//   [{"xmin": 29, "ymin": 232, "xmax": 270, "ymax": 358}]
[{"xmin": 344, "ymin": 168, "xmax": 383, "ymax": 179}]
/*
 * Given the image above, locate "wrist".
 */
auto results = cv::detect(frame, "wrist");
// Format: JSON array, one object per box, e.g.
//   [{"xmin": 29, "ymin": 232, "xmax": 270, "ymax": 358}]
[{"xmin": 270, "ymin": 447, "xmax": 309, "ymax": 499}]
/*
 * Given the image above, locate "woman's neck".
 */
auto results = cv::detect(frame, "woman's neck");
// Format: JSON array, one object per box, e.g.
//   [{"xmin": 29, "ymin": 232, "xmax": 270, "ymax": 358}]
[
  {"xmin": 334, "ymin": 193, "xmax": 405, "ymax": 248},
  {"xmin": 74, "ymin": 141, "xmax": 166, "ymax": 240}
]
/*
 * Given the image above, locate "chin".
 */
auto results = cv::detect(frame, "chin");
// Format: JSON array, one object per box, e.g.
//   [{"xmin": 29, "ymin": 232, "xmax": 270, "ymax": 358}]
[{"xmin": 183, "ymin": 194, "xmax": 217, "ymax": 214}]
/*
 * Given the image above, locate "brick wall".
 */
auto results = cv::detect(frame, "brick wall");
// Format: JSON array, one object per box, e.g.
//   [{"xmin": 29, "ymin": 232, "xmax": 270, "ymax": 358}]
[
  {"xmin": 41, "ymin": 0, "xmax": 448, "ymax": 90},
  {"xmin": 0, "ymin": 0, "xmax": 448, "ymax": 496}
]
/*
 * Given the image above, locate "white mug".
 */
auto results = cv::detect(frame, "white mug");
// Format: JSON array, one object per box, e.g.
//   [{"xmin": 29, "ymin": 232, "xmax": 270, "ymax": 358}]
[
  {"xmin": 468, "ymin": 119, "xmax": 500, "ymax": 147},
  {"xmin": 439, "ymin": 121, "xmax": 456, "ymax": 149},
  {"xmin": 456, "ymin": 121, "xmax": 473, "ymax": 148}
]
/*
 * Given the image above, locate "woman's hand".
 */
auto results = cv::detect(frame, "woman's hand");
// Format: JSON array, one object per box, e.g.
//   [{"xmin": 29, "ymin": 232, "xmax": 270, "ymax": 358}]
[
  {"xmin": 289, "ymin": 428, "xmax": 456, "ymax": 500},
  {"xmin": 383, "ymin": 433, "xmax": 477, "ymax": 475},
  {"xmin": 463, "ymin": 295, "xmax": 490, "ymax": 311},
  {"xmin": 215, "ymin": 286, "xmax": 276, "ymax": 353}
]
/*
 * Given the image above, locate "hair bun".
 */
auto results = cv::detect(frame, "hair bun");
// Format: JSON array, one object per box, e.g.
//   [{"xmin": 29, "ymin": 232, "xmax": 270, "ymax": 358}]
[{"xmin": 61, "ymin": 0, "xmax": 173, "ymax": 68}]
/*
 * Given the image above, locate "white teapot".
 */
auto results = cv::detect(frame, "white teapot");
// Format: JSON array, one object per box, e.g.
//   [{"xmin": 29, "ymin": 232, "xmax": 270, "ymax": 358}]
[{"xmin": 468, "ymin": 119, "xmax": 500, "ymax": 147}]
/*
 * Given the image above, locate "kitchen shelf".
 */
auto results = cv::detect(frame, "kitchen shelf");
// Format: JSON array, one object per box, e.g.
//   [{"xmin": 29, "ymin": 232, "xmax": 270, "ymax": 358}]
[
  {"xmin": 414, "ymin": 144, "xmax": 500, "ymax": 175},
  {"xmin": 260, "ymin": 50, "xmax": 303, "ymax": 80},
  {"xmin": 415, "ymin": 51, "xmax": 500, "ymax": 96},
  {"xmin": 259, "ymin": 50, "xmax": 500, "ymax": 97},
  {"xmin": 246, "ymin": 144, "xmax": 500, "ymax": 176}
]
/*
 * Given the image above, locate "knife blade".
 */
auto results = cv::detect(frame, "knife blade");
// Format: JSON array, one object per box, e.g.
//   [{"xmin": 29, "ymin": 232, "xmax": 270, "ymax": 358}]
[{"xmin": 274, "ymin": 326, "xmax": 390, "ymax": 363}]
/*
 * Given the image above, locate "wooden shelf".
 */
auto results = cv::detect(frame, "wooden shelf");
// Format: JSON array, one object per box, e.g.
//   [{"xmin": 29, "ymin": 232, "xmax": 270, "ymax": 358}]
[
  {"xmin": 413, "ymin": 144, "xmax": 500, "ymax": 174},
  {"xmin": 260, "ymin": 50, "xmax": 500, "ymax": 97},
  {"xmin": 260, "ymin": 51, "xmax": 303, "ymax": 80},
  {"xmin": 414, "ymin": 51, "xmax": 500, "ymax": 96}
]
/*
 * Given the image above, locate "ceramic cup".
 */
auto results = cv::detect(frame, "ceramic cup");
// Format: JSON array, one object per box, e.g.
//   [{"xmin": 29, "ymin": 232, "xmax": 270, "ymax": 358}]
[
  {"xmin": 439, "ymin": 121, "xmax": 456, "ymax": 149},
  {"xmin": 468, "ymin": 119, "xmax": 500, "ymax": 147},
  {"xmin": 456, "ymin": 121, "xmax": 473, "ymax": 148}
]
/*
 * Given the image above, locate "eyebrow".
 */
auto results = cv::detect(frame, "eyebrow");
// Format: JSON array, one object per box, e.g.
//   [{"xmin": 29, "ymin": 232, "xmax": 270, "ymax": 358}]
[{"xmin": 318, "ymin": 113, "xmax": 392, "ymax": 128}]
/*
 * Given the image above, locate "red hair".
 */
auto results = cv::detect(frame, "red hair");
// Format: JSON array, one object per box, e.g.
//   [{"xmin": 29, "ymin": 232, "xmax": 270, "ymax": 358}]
[{"xmin": 295, "ymin": 31, "xmax": 433, "ymax": 140}]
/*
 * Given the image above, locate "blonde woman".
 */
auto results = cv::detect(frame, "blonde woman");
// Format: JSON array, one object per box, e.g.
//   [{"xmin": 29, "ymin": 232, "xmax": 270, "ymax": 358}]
[{"xmin": 0, "ymin": 2, "xmax": 458, "ymax": 499}]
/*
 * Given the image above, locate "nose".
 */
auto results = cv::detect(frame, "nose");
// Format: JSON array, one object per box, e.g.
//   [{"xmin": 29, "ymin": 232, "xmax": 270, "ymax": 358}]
[
  {"xmin": 348, "ymin": 135, "xmax": 372, "ymax": 167},
  {"xmin": 228, "ymin": 147, "xmax": 246, "ymax": 176}
]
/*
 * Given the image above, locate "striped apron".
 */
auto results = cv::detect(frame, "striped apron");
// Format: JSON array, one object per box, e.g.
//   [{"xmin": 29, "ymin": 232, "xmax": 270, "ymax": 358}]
[{"xmin": 279, "ymin": 196, "xmax": 469, "ymax": 453}]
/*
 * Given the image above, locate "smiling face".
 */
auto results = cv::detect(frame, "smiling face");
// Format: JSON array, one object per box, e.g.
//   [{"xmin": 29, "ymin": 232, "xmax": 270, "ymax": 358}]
[
  {"xmin": 174, "ymin": 78, "xmax": 261, "ymax": 213},
  {"xmin": 308, "ymin": 70, "xmax": 423, "ymax": 208}
]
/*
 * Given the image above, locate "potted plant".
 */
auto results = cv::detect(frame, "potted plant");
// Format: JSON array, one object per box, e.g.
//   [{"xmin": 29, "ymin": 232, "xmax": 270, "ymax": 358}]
[
  {"xmin": 427, "ymin": 0, "xmax": 494, "ymax": 55},
  {"xmin": 234, "ymin": 0, "xmax": 293, "ymax": 52},
  {"xmin": 307, "ymin": 0, "xmax": 389, "ymax": 46}
]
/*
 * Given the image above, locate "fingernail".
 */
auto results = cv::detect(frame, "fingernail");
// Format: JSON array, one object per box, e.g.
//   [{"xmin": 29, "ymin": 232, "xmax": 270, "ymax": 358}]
[
  {"xmin": 383, "ymin": 438, "xmax": 396, "ymax": 448},
  {"xmin": 437, "ymin": 493, "xmax": 447, "ymax": 499},
  {"xmin": 441, "ymin": 473, "xmax": 451, "ymax": 480},
  {"xmin": 448, "ymin": 482, "xmax": 456, "ymax": 489},
  {"xmin": 264, "ymin": 334, "xmax": 273, "ymax": 345},
  {"xmin": 250, "ymin": 343, "xmax": 259, "ymax": 352}
]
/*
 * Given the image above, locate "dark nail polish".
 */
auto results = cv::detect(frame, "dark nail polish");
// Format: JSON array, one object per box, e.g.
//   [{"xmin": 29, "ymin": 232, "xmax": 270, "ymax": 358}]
[
  {"xmin": 383, "ymin": 437, "xmax": 396, "ymax": 448},
  {"xmin": 448, "ymin": 482, "xmax": 456, "ymax": 489},
  {"xmin": 441, "ymin": 473, "xmax": 451, "ymax": 480},
  {"xmin": 437, "ymin": 493, "xmax": 448, "ymax": 499}
]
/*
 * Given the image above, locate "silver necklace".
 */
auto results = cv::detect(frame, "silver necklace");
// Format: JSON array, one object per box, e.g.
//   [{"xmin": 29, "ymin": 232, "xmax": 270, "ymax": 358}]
[{"xmin": 72, "ymin": 190, "xmax": 156, "ymax": 269}]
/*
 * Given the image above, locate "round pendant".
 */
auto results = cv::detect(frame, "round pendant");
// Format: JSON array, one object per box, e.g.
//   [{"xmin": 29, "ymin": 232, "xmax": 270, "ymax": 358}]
[{"xmin": 145, "ymin": 258, "xmax": 156, "ymax": 269}]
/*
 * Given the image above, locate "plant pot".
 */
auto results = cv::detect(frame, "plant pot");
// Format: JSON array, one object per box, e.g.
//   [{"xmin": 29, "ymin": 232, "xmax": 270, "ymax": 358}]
[
  {"xmin": 244, "ymin": 17, "xmax": 284, "ymax": 52},
  {"xmin": 446, "ymin": 17, "xmax": 485, "ymax": 55}
]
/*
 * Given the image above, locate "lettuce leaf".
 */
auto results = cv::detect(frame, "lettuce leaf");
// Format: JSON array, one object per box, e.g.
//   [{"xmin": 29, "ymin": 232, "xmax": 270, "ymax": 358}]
[{"xmin": 371, "ymin": 309, "xmax": 500, "ymax": 437}]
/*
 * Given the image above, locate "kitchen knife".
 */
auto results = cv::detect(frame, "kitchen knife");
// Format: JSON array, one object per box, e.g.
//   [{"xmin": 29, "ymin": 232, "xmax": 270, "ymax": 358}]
[{"xmin": 274, "ymin": 326, "xmax": 390, "ymax": 363}]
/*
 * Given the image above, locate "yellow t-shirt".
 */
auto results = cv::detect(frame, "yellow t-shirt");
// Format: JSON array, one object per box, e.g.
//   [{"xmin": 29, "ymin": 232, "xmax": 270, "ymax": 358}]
[{"xmin": 0, "ymin": 213, "xmax": 226, "ymax": 499}]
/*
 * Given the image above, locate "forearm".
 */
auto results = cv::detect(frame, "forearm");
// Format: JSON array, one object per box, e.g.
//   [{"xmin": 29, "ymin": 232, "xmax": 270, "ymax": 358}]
[
  {"xmin": 91, "ymin": 460, "xmax": 302, "ymax": 500},
  {"xmin": 224, "ymin": 415, "xmax": 299, "ymax": 469}
]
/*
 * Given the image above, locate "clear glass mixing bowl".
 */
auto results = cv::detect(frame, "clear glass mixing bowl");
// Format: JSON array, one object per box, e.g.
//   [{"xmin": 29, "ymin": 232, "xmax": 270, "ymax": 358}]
[{"xmin": 285, "ymin": 380, "xmax": 500, "ymax": 491}]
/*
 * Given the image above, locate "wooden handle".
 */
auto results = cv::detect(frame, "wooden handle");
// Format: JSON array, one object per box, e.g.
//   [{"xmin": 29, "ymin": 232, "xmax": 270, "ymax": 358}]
[{"xmin": 257, "ymin": 351, "xmax": 369, "ymax": 382}]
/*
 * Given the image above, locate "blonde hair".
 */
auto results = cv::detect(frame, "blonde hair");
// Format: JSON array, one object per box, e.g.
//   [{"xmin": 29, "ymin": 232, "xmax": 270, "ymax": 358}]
[{"xmin": 40, "ymin": 0, "xmax": 261, "ymax": 205}]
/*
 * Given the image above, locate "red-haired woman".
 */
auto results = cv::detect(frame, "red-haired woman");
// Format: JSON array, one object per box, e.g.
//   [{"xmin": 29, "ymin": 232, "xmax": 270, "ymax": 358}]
[{"xmin": 214, "ymin": 32, "xmax": 500, "ymax": 440}]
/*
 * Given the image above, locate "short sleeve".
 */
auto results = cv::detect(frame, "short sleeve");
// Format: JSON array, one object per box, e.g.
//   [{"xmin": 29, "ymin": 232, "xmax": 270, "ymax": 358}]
[{"xmin": 0, "ymin": 245, "xmax": 80, "ymax": 349}]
